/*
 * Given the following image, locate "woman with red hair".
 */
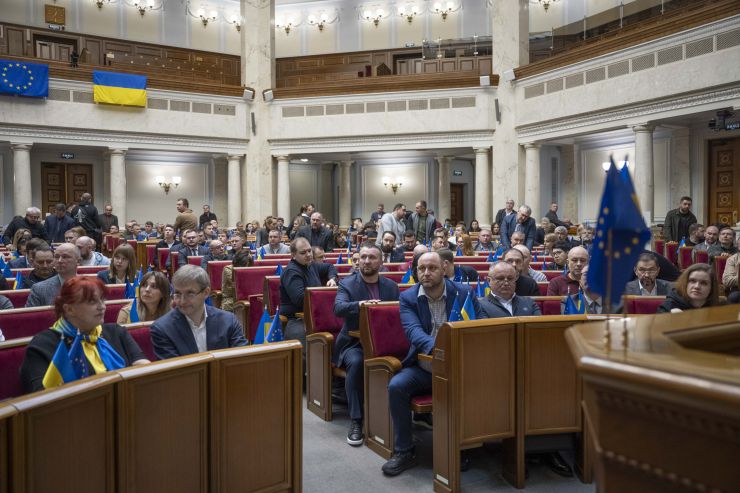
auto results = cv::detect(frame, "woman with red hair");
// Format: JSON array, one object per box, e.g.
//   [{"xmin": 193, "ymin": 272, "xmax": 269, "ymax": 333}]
[{"xmin": 20, "ymin": 276, "xmax": 150, "ymax": 393}]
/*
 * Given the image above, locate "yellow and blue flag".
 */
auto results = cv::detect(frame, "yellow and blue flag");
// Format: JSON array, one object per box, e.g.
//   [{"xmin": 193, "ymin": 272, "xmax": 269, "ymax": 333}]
[
  {"xmin": 461, "ymin": 292, "xmax": 476, "ymax": 321},
  {"xmin": 2, "ymin": 262, "xmax": 13, "ymax": 279},
  {"xmin": 564, "ymin": 291, "xmax": 586, "ymax": 314},
  {"xmin": 336, "ymin": 252, "xmax": 344, "ymax": 265},
  {"xmin": 93, "ymin": 70, "xmax": 147, "ymax": 107},
  {"xmin": 0, "ymin": 60, "xmax": 49, "ymax": 97},
  {"xmin": 258, "ymin": 246, "xmax": 266, "ymax": 260},
  {"xmin": 253, "ymin": 307, "xmax": 271, "ymax": 344},
  {"xmin": 401, "ymin": 266, "xmax": 415, "ymax": 284},
  {"xmin": 13, "ymin": 271, "xmax": 22, "ymax": 289},
  {"xmin": 266, "ymin": 312, "xmax": 283, "ymax": 342},
  {"xmin": 129, "ymin": 297, "xmax": 140, "ymax": 323},
  {"xmin": 41, "ymin": 338, "xmax": 77, "ymax": 388},
  {"xmin": 588, "ymin": 157, "xmax": 652, "ymax": 305}
]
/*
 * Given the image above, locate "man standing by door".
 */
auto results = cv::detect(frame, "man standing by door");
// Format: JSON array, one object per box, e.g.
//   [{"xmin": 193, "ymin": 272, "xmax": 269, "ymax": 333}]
[{"xmin": 71, "ymin": 193, "xmax": 101, "ymax": 250}]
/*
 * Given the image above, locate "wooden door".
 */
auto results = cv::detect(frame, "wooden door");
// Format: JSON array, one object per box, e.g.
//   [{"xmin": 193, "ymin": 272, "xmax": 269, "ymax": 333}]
[
  {"xmin": 450, "ymin": 183, "xmax": 465, "ymax": 225},
  {"xmin": 41, "ymin": 163, "xmax": 93, "ymax": 215},
  {"xmin": 708, "ymin": 138, "xmax": 740, "ymax": 226}
]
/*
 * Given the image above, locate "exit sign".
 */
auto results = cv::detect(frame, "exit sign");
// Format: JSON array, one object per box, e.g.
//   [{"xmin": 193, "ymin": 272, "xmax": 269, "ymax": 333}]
[
  {"xmin": 453, "ymin": 170, "xmax": 463, "ymax": 176},
  {"xmin": 61, "ymin": 152, "xmax": 75, "ymax": 159}
]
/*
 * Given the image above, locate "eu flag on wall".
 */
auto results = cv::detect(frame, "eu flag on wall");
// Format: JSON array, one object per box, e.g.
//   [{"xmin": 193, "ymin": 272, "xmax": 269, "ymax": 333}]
[
  {"xmin": 588, "ymin": 157, "xmax": 651, "ymax": 306},
  {"xmin": 92, "ymin": 70, "xmax": 146, "ymax": 107},
  {"xmin": 0, "ymin": 60, "xmax": 49, "ymax": 97}
]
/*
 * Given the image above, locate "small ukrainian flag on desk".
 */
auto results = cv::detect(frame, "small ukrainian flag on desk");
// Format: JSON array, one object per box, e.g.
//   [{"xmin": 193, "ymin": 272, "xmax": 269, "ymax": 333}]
[{"xmin": 93, "ymin": 70, "xmax": 147, "ymax": 107}]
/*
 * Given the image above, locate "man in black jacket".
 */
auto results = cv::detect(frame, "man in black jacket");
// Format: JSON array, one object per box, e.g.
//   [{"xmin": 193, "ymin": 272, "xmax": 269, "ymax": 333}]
[
  {"xmin": 2, "ymin": 207, "xmax": 48, "ymax": 245},
  {"xmin": 296, "ymin": 212, "xmax": 334, "ymax": 252},
  {"xmin": 71, "ymin": 193, "xmax": 101, "ymax": 248},
  {"xmin": 663, "ymin": 196, "xmax": 697, "ymax": 243},
  {"xmin": 503, "ymin": 248, "xmax": 540, "ymax": 296}
]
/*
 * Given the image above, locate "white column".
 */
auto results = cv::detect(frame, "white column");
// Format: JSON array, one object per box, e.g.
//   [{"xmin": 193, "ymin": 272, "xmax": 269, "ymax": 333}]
[
  {"xmin": 338, "ymin": 160, "xmax": 352, "ymax": 228},
  {"xmin": 11, "ymin": 143, "xmax": 32, "ymax": 215},
  {"xmin": 240, "ymin": 157, "xmax": 249, "ymax": 224},
  {"xmin": 108, "ymin": 148, "xmax": 126, "ymax": 223},
  {"xmin": 474, "ymin": 147, "xmax": 491, "ymax": 226},
  {"xmin": 633, "ymin": 124, "xmax": 655, "ymax": 224},
  {"xmin": 437, "ymin": 155, "xmax": 451, "ymax": 223},
  {"xmin": 524, "ymin": 143, "xmax": 541, "ymax": 220},
  {"xmin": 227, "ymin": 154, "xmax": 244, "ymax": 227},
  {"xmin": 276, "ymin": 155, "xmax": 291, "ymax": 222}
]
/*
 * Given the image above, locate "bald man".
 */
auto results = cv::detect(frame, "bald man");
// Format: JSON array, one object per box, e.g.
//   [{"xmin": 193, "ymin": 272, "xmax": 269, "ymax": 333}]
[
  {"xmin": 76, "ymin": 236, "xmax": 110, "ymax": 267},
  {"xmin": 26, "ymin": 243, "xmax": 81, "ymax": 307}
]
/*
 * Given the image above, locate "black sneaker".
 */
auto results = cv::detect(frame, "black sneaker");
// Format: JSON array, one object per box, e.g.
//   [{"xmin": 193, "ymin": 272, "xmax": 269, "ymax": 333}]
[
  {"xmin": 382, "ymin": 450, "xmax": 418, "ymax": 476},
  {"xmin": 412, "ymin": 412, "xmax": 433, "ymax": 429},
  {"xmin": 347, "ymin": 419, "xmax": 364, "ymax": 446}
]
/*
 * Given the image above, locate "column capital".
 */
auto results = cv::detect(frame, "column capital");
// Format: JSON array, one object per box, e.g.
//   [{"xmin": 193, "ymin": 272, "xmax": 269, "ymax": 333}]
[
  {"xmin": 339, "ymin": 160, "xmax": 354, "ymax": 168},
  {"xmin": 523, "ymin": 142, "xmax": 541, "ymax": 150},
  {"xmin": 227, "ymin": 154, "xmax": 245, "ymax": 161},
  {"xmin": 276, "ymin": 155, "xmax": 291, "ymax": 163},
  {"xmin": 10, "ymin": 143, "xmax": 32, "ymax": 152},
  {"xmin": 107, "ymin": 148, "xmax": 127, "ymax": 156},
  {"xmin": 474, "ymin": 147, "xmax": 490, "ymax": 154},
  {"xmin": 632, "ymin": 124, "xmax": 655, "ymax": 133}
]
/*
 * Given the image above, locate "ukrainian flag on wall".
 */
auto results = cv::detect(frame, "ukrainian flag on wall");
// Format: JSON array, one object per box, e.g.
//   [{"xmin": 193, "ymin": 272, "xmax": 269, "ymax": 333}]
[
  {"xmin": 93, "ymin": 70, "xmax": 146, "ymax": 107},
  {"xmin": 0, "ymin": 59, "xmax": 49, "ymax": 97}
]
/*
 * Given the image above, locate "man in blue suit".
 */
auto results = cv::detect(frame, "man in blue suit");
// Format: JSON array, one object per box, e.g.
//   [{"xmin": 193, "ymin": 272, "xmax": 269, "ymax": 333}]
[
  {"xmin": 382, "ymin": 251, "xmax": 481, "ymax": 476},
  {"xmin": 500, "ymin": 204, "xmax": 536, "ymax": 250},
  {"xmin": 151, "ymin": 265, "xmax": 247, "ymax": 359},
  {"xmin": 167, "ymin": 229, "xmax": 209, "ymax": 270},
  {"xmin": 334, "ymin": 242, "xmax": 400, "ymax": 447},
  {"xmin": 43, "ymin": 203, "xmax": 76, "ymax": 243}
]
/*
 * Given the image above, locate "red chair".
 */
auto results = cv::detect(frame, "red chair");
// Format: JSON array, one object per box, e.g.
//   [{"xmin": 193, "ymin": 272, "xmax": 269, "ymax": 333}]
[
  {"xmin": 537, "ymin": 282, "xmax": 549, "ymax": 296},
  {"xmin": 157, "ymin": 248, "xmax": 171, "ymax": 272},
  {"xmin": 695, "ymin": 250, "xmax": 709, "ymax": 264},
  {"xmin": 145, "ymin": 244, "xmax": 157, "ymax": 268},
  {"xmin": 665, "ymin": 242, "xmax": 678, "ymax": 265},
  {"xmin": 334, "ymin": 264, "xmax": 354, "ymax": 273},
  {"xmin": 263, "ymin": 276, "xmax": 282, "ymax": 316},
  {"xmin": 103, "ymin": 284, "xmax": 126, "ymax": 300},
  {"xmin": 186, "ymin": 256, "xmax": 204, "ymax": 267},
  {"xmin": 654, "ymin": 239, "xmax": 665, "ymax": 256},
  {"xmin": 232, "ymin": 267, "xmax": 278, "ymax": 338},
  {"xmin": 104, "ymin": 299, "xmax": 131, "ymax": 324},
  {"xmin": 253, "ymin": 259, "xmax": 290, "ymax": 268},
  {"xmin": 379, "ymin": 271, "xmax": 406, "ymax": 283},
  {"xmin": 360, "ymin": 302, "xmax": 431, "ymax": 459},
  {"xmin": 124, "ymin": 321, "xmax": 157, "ymax": 361},
  {"xmin": 384, "ymin": 262, "xmax": 408, "ymax": 272},
  {"xmin": 714, "ymin": 256, "xmax": 728, "ymax": 285},
  {"xmin": 678, "ymin": 246, "xmax": 694, "ymax": 270},
  {"xmin": 127, "ymin": 239, "xmax": 138, "ymax": 250},
  {"xmin": 0, "ymin": 306, "xmax": 57, "ymax": 340},
  {"xmin": 169, "ymin": 251, "xmax": 180, "ymax": 274},
  {"xmin": 0, "ymin": 336, "xmax": 32, "ymax": 400},
  {"xmin": 622, "ymin": 295, "xmax": 666, "ymax": 314},
  {"xmin": 206, "ymin": 260, "xmax": 232, "ymax": 307},
  {"xmin": 246, "ymin": 294, "xmax": 265, "ymax": 342},
  {"xmin": 543, "ymin": 270, "xmax": 564, "ymax": 281},
  {"xmin": 532, "ymin": 296, "xmax": 563, "ymax": 316},
  {"xmin": 304, "ymin": 287, "xmax": 346, "ymax": 421},
  {"xmin": 76, "ymin": 266, "xmax": 108, "ymax": 275},
  {"xmin": 0, "ymin": 289, "xmax": 31, "ymax": 308},
  {"xmin": 9, "ymin": 268, "xmax": 33, "ymax": 277}
]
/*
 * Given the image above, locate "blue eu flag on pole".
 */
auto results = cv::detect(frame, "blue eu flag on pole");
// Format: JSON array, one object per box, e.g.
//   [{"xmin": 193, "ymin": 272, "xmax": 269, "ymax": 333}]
[
  {"xmin": 0, "ymin": 60, "xmax": 49, "ymax": 97},
  {"xmin": 275, "ymin": 264, "xmax": 283, "ymax": 275},
  {"xmin": 266, "ymin": 312, "xmax": 283, "ymax": 342},
  {"xmin": 588, "ymin": 157, "xmax": 651, "ymax": 306},
  {"xmin": 448, "ymin": 296, "xmax": 463, "ymax": 322},
  {"xmin": 563, "ymin": 291, "xmax": 586, "ymax": 314}
]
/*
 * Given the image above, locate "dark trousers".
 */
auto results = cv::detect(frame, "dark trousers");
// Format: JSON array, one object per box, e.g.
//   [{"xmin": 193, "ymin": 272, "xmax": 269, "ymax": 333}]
[
  {"xmin": 285, "ymin": 318, "xmax": 306, "ymax": 372},
  {"xmin": 341, "ymin": 347, "xmax": 364, "ymax": 420},
  {"xmin": 388, "ymin": 364, "xmax": 432, "ymax": 453}
]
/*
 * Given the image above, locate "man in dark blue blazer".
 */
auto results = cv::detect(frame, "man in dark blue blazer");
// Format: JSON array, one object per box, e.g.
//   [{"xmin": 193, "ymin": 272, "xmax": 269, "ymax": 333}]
[
  {"xmin": 479, "ymin": 262, "xmax": 541, "ymax": 318},
  {"xmin": 43, "ymin": 203, "xmax": 76, "ymax": 243},
  {"xmin": 167, "ymin": 229, "xmax": 209, "ymax": 269},
  {"xmin": 379, "ymin": 231, "xmax": 406, "ymax": 263},
  {"xmin": 382, "ymin": 251, "xmax": 481, "ymax": 477},
  {"xmin": 151, "ymin": 265, "xmax": 246, "ymax": 359},
  {"xmin": 500, "ymin": 205, "xmax": 536, "ymax": 250},
  {"xmin": 334, "ymin": 242, "xmax": 399, "ymax": 447}
]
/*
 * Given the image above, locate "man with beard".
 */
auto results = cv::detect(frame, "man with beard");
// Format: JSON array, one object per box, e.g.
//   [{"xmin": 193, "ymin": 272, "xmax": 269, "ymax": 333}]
[
  {"xmin": 296, "ymin": 212, "xmax": 334, "ymax": 252},
  {"xmin": 334, "ymin": 242, "xmax": 400, "ymax": 447},
  {"xmin": 21, "ymin": 245, "xmax": 56, "ymax": 288},
  {"xmin": 663, "ymin": 196, "xmax": 697, "ymax": 243},
  {"xmin": 76, "ymin": 236, "xmax": 110, "ymax": 266},
  {"xmin": 71, "ymin": 193, "xmax": 102, "ymax": 248},
  {"xmin": 380, "ymin": 231, "xmax": 405, "ymax": 263}
]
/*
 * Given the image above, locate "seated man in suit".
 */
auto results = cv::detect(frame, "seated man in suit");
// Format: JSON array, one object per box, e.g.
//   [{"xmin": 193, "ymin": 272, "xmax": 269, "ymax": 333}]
[
  {"xmin": 437, "ymin": 248, "xmax": 479, "ymax": 283},
  {"xmin": 200, "ymin": 239, "xmax": 231, "ymax": 268},
  {"xmin": 624, "ymin": 252, "xmax": 673, "ymax": 296},
  {"xmin": 150, "ymin": 265, "xmax": 247, "ymax": 359},
  {"xmin": 334, "ymin": 242, "xmax": 400, "ymax": 447},
  {"xmin": 21, "ymin": 245, "xmax": 56, "ymax": 289},
  {"xmin": 479, "ymin": 261, "xmax": 541, "ymax": 317},
  {"xmin": 26, "ymin": 243, "xmax": 80, "ymax": 307},
  {"xmin": 502, "ymin": 248, "xmax": 540, "ymax": 297},
  {"xmin": 168, "ymin": 229, "xmax": 209, "ymax": 270},
  {"xmin": 382, "ymin": 251, "xmax": 481, "ymax": 476},
  {"xmin": 379, "ymin": 231, "xmax": 406, "ymax": 263}
]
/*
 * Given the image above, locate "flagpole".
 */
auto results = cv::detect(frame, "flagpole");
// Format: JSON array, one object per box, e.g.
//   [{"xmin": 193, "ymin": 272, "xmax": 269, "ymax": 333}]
[{"xmin": 604, "ymin": 229, "xmax": 613, "ymax": 349}]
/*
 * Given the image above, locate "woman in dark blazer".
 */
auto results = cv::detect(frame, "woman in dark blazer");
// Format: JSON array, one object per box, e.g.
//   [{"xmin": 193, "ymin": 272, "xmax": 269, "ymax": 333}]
[{"xmin": 97, "ymin": 243, "xmax": 137, "ymax": 284}]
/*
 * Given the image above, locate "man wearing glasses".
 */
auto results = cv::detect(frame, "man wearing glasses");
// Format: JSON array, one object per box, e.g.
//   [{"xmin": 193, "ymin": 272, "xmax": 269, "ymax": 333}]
[
  {"xmin": 624, "ymin": 252, "xmax": 673, "ymax": 296},
  {"xmin": 479, "ymin": 261, "xmax": 541, "ymax": 317},
  {"xmin": 151, "ymin": 264, "xmax": 246, "ymax": 359},
  {"xmin": 500, "ymin": 205, "xmax": 536, "ymax": 250}
]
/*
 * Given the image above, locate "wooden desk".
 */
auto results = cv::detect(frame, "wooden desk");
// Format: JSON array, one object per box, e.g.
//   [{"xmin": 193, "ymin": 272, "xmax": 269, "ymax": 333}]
[{"xmin": 566, "ymin": 305, "xmax": 740, "ymax": 493}]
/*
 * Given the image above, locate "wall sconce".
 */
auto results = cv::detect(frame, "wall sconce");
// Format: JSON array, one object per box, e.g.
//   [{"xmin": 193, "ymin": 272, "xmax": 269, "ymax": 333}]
[
  {"xmin": 398, "ymin": 5, "xmax": 419, "ymax": 23},
  {"xmin": 382, "ymin": 176, "xmax": 404, "ymax": 194},
  {"xmin": 197, "ymin": 8, "xmax": 217, "ymax": 26},
  {"xmin": 155, "ymin": 175, "xmax": 181, "ymax": 194},
  {"xmin": 276, "ymin": 17, "xmax": 296, "ymax": 34},
  {"xmin": 95, "ymin": 0, "xmax": 112, "ymax": 8},
  {"xmin": 228, "ymin": 13, "xmax": 241, "ymax": 32},
  {"xmin": 532, "ymin": 0, "xmax": 559, "ymax": 12},
  {"xmin": 308, "ymin": 13, "xmax": 329, "ymax": 31},
  {"xmin": 363, "ymin": 8, "xmax": 385, "ymax": 27},
  {"xmin": 433, "ymin": 1, "xmax": 455, "ymax": 20},
  {"xmin": 601, "ymin": 161, "xmax": 629, "ymax": 172},
  {"xmin": 132, "ymin": 0, "xmax": 155, "ymax": 16}
]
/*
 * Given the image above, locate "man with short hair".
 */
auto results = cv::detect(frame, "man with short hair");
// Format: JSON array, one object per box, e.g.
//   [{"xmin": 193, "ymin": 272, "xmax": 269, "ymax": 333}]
[
  {"xmin": 380, "ymin": 231, "xmax": 405, "ymax": 263},
  {"xmin": 545, "ymin": 202, "xmax": 572, "ymax": 228},
  {"xmin": 474, "ymin": 229, "xmax": 496, "ymax": 252},
  {"xmin": 553, "ymin": 226, "xmax": 574, "ymax": 250},
  {"xmin": 693, "ymin": 225, "xmax": 719, "ymax": 259},
  {"xmin": 663, "ymin": 196, "xmax": 697, "ymax": 243},
  {"xmin": 2, "ymin": 207, "xmax": 48, "ymax": 245},
  {"xmin": 437, "ymin": 248, "xmax": 478, "ymax": 283},
  {"xmin": 71, "ymin": 193, "xmax": 101, "ymax": 247},
  {"xmin": 312, "ymin": 246, "xmax": 325, "ymax": 263},
  {"xmin": 174, "ymin": 198, "xmax": 198, "ymax": 235},
  {"xmin": 407, "ymin": 201, "xmax": 436, "ymax": 245},
  {"xmin": 334, "ymin": 242, "xmax": 400, "ymax": 447},
  {"xmin": 199, "ymin": 204, "xmax": 217, "ymax": 229},
  {"xmin": 280, "ymin": 238, "xmax": 338, "ymax": 353},
  {"xmin": 624, "ymin": 252, "xmax": 673, "ymax": 296},
  {"xmin": 151, "ymin": 265, "xmax": 247, "ymax": 359},
  {"xmin": 200, "ymin": 239, "xmax": 231, "ymax": 268},
  {"xmin": 26, "ymin": 243, "xmax": 80, "ymax": 307},
  {"xmin": 708, "ymin": 225, "xmax": 738, "ymax": 259},
  {"xmin": 142, "ymin": 221, "xmax": 159, "ymax": 239},
  {"xmin": 501, "ymin": 205, "xmax": 536, "ymax": 250},
  {"xmin": 513, "ymin": 244, "xmax": 547, "ymax": 282},
  {"xmin": 265, "ymin": 229, "xmax": 290, "ymax": 254},
  {"xmin": 376, "ymin": 203, "xmax": 407, "ymax": 248},
  {"xmin": 550, "ymin": 242, "xmax": 569, "ymax": 270},
  {"xmin": 685, "ymin": 223, "xmax": 705, "ymax": 247},
  {"xmin": 495, "ymin": 199, "xmax": 516, "ymax": 228},
  {"xmin": 170, "ymin": 229, "xmax": 209, "ymax": 269},
  {"xmin": 100, "ymin": 204, "xmax": 119, "ymax": 233},
  {"xmin": 296, "ymin": 212, "xmax": 334, "ymax": 252},
  {"xmin": 503, "ymin": 248, "xmax": 540, "ymax": 296},
  {"xmin": 370, "ymin": 203, "xmax": 385, "ymax": 223},
  {"xmin": 547, "ymin": 246, "xmax": 589, "ymax": 296},
  {"xmin": 479, "ymin": 262, "xmax": 541, "ymax": 317},
  {"xmin": 510, "ymin": 231, "xmax": 526, "ymax": 247},
  {"xmin": 397, "ymin": 231, "xmax": 417, "ymax": 254},
  {"xmin": 432, "ymin": 227, "xmax": 456, "ymax": 251},
  {"xmin": 21, "ymin": 246, "xmax": 55, "ymax": 289},
  {"xmin": 44, "ymin": 203, "xmax": 75, "ymax": 243},
  {"xmin": 76, "ymin": 236, "xmax": 110, "ymax": 266},
  {"xmin": 382, "ymin": 251, "xmax": 481, "ymax": 476}
]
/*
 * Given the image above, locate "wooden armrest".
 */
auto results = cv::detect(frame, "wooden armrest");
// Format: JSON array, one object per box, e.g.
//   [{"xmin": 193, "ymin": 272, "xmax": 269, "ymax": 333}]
[
  {"xmin": 348, "ymin": 330, "xmax": 360, "ymax": 339},
  {"xmin": 306, "ymin": 332, "xmax": 335, "ymax": 344},
  {"xmin": 233, "ymin": 300, "xmax": 250, "ymax": 309},
  {"xmin": 365, "ymin": 356, "xmax": 403, "ymax": 373},
  {"xmin": 417, "ymin": 353, "xmax": 432, "ymax": 362},
  {"xmin": 296, "ymin": 312, "xmax": 304, "ymax": 319},
  {"xmin": 279, "ymin": 315, "xmax": 288, "ymax": 324}
]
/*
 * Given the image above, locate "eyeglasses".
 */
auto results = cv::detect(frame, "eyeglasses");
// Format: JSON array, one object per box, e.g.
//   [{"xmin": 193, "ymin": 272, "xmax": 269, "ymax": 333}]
[
  {"xmin": 173, "ymin": 288, "xmax": 206, "ymax": 301},
  {"xmin": 636, "ymin": 268, "xmax": 658, "ymax": 274},
  {"xmin": 490, "ymin": 276, "xmax": 516, "ymax": 284}
]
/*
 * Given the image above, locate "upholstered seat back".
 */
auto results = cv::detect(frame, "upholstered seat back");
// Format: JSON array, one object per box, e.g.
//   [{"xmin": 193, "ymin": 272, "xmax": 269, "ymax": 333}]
[
  {"xmin": 77, "ymin": 266, "xmax": 108, "ymax": 275},
  {"xmin": 104, "ymin": 299, "xmax": 130, "ymax": 323},
  {"xmin": 714, "ymin": 256, "xmax": 728, "ymax": 283},
  {"xmin": 665, "ymin": 242, "xmax": 678, "ymax": 265},
  {"xmin": 0, "ymin": 306, "xmax": 57, "ymax": 340},
  {"xmin": 380, "ymin": 271, "xmax": 405, "ymax": 283},
  {"xmin": 694, "ymin": 250, "xmax": 709, "ymax": 264},
  {"xmin": 248, "ymin": 294, "xmax": 265, "ymax": 342},
  {"xmin": 622, "ymin": 295, "xmax": 666, "ymax": 314},
  {"xmin": 125, "ymin": 322, "xmax": 156, "ymax": 361},
  {"xmin": 0, "ymin": 337, "xmax": 31, "ymax": 400},
  {"xmin": 533, "ymin": 297, "xmax": 563, "ymax": 316},
  {"xmin": 253, "ymin": 259, "xmax": 290, "ymax": 268},
  {"xmin": 537, "ymin": 283, "xmax": 549, "ymax": 296},
  {"xmin": 186, "ymin": 256, "xmax": 204, "ymax": 267},
  {"xmin": 233, "ymin": 266, "xmax": 277, "ymax": 301},
  {"xmin": 145, "ymin": 244, "xmax": 157, "ymax": 267},
  {"xmin": 0, "ymin": 289, "xmax": 31, "ymax": 308},
  {"xmin": 543, "ymin": 270, "xmax": 565, "ymax": 281},
  {"xmin": 103, "ymin": 284, "xmax": 126, "ymax": 300},
  {"xmin": 654, "ymin": 239, "xmax": 665, "ymax": 256},
  {"xmin": 678, "ymin": 246, "xmax": 694, "ymax": 270},
  {"xmin": 304, "ymin": 288, "xmax": 343, "ymax": 336},
  {"xmin": 157, "ymin": 248, "xmax": 170, "ymax": 271},
  {"xmin": 264, "ymin": 276, "xmax": 282, "ymax": 315},
  {"xmin": 206, "ymin": 260, "xmax": 232, "ymax": 292},
  {"xmin": 362, "ymin": 303, "xmax": 408, "ymax": 360}
]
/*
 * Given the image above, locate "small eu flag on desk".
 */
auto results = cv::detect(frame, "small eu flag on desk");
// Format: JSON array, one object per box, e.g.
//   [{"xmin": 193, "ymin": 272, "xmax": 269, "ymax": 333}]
[{"xmin": 0, "ymin": 60, "xmax": 49, "ymax": 98}]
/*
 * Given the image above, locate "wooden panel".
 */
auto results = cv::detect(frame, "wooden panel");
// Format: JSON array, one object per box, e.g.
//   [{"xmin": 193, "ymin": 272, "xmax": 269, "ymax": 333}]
[
  {"xmin": 210, "ymin": 344, "xmax": 302, "ymax": 493},
  {"xmin": 83, "ymin": 38, "xmax": 103, "ymax": 65},
  {"xmin": 459, "ymin": 59, "xmax": 474, "ymax": 71},
  {"xmin": 440, "ymin": 60, "xmax": 458, "ymax": 72},
  {"xmin": 422, "ymin": 60, "xmax": 439, "ymax": 73},
  {"xmin": 66, "ymin": 164, "xmax": 93, "ymax": 205},
  {"xmin": 11, "ymin": 374, "xmax": 119, "ymax": 493},
  {"xmin": 117, "ymin": 356, "xmax": 211, "ymax": 493},
  {"xmin": 41, "ymin": 163, "xmax": 66, "ymax": 215},
  {"xmin": 0, "ymin": 405, "xmax": 17, "ymax": 493},
  {"xmin": 708, "ymin": 138, "xmax": 740, "ymax": 226},
  {"xmin": 478, "ymin": 58, "xmax": 492, "ymax": 75},
  {"xmin": 6, "ymin": 28, "xmax": 25, "ymax": 56}
]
